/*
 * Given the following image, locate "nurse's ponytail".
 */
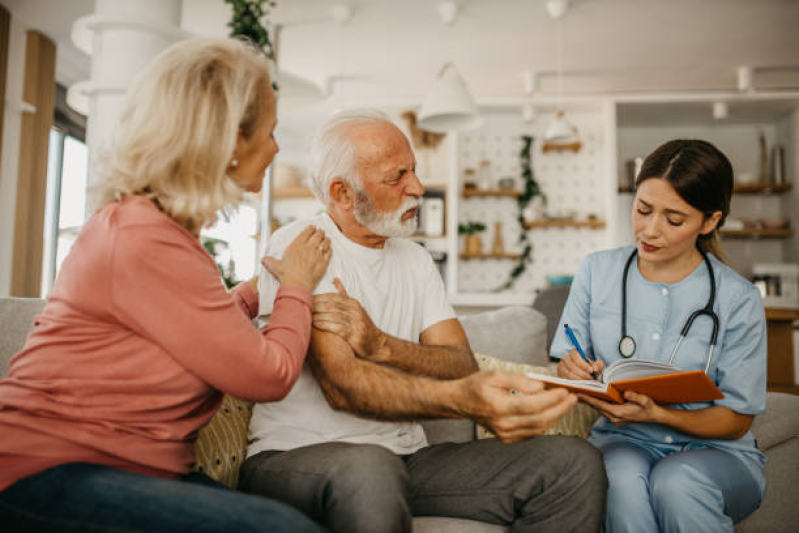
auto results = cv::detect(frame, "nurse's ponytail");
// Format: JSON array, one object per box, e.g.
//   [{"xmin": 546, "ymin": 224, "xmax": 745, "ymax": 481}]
[{"xmin": 635, "ymin": 139, "xmax": 733, "ymax": 264}]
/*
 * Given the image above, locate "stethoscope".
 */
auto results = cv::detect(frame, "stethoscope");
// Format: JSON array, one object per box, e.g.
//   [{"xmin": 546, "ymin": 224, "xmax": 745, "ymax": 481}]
[{"xmin": 619, "ymin": 248, "xmax": 720, "ymax": 372}]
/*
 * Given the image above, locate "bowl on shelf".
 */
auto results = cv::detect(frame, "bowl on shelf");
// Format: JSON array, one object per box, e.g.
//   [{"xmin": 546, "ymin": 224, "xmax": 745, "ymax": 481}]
[
  {"xmin": 759, "ymin": 218, "xmax": 790, "ymax": 230},
  {"xmin": 546, "ymin": 274, "xmax": 574, "ymax": 287}
]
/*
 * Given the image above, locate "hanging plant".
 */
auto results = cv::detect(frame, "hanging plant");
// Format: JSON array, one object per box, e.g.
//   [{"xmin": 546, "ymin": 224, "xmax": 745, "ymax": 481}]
[
  {"xmin": 496, "ymin": 135, "xmax": 546, "ymax": 291},
  {"xmin": 224, "ymin": 0, "xmax": 279, "ymax": 92}
]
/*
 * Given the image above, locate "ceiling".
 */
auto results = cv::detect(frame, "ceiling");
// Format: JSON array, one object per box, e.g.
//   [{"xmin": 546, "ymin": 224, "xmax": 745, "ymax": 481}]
[{"xmin": 5, "ymin": 0, "xmax": 799, "ymax": 104}]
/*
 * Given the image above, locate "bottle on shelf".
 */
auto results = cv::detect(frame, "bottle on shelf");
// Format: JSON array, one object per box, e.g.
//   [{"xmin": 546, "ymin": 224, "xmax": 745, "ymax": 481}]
[
  {"xmin": 491, "ymin": 221, "xmax": 505, "ymax": 255},
  {"xmin": 477, "ymin": 159, "xmax": 492, "ymax": 190}
]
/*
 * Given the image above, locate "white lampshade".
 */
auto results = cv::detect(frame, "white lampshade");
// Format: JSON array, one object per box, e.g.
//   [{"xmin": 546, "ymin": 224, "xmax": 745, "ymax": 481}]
[
  {"xmin": 544, "ymin": 110, "xmax": 578, "ymax": 143},
  {"xmin": 417, "ymin": 64, "xmax": 482, "ymax": 133}
]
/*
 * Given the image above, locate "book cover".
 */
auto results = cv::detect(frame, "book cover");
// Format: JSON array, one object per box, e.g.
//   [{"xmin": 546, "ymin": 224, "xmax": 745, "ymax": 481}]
[{"xmin": 527, "ymin": 360, "xmax": 723, "ymax": 404}]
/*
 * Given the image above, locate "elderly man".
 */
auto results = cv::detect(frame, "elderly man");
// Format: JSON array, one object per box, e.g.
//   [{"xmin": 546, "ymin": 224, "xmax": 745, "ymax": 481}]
[{"xmin": 240, "ymin": 109, "xmax": 606, "ymax": 533}]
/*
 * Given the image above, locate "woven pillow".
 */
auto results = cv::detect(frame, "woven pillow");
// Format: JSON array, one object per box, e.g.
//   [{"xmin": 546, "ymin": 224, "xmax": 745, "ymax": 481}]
[
  {"xmin": 475, "ymin": 353, "xmax": 599, "ymax": 440},
  {"xmin": 192, "ymin": 394, "xmax": 253, "ymax": 488}
]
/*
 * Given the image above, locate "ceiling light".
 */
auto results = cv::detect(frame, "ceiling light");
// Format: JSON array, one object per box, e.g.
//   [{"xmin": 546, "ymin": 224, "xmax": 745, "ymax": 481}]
[
  {"xmin": 737, "ymin": 66, "xmax": 753, "ymax": 92},
  {"xmin": 417, "ymin": 63, "xmax": 482, "ymax": 133},
  {"xmin": 712, "ymin": 101, "xmax": 729, "ymax": 120},
  {"xmin": 543, "ymin": 0, "xmax": 579, "ymax": 147}
]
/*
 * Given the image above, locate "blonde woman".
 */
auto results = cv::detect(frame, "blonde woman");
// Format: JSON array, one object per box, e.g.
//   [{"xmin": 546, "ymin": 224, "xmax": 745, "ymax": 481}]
[{"xmin": 0, "ymin": 39, "xmax": 328, "ymax": 532}]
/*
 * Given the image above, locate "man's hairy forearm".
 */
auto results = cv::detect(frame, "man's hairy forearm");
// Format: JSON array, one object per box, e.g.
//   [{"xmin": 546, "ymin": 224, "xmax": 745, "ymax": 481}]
[
  {"xmin": 309, "ymin": 330, "xmax": 469, "ymax": 421},
  {"xmin": 375, "ymin": 334, "xmax": 477, "ymax": 379}
]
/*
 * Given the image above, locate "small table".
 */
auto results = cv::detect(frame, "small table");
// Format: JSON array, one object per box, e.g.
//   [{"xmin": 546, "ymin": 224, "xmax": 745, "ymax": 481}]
[{"xmin": 765, "ymin": 307, "xmax": 799, "ymax": 395}]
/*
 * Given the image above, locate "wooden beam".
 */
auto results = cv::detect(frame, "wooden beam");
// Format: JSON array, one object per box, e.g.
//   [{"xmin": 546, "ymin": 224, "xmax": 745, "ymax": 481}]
[
  {"xmin": 11, "ymin": 31, "xmax": 56, "ymax": 297},
  {"xmin": 0, "ymin": 6, "xmax": 10, "ymax": 179}
]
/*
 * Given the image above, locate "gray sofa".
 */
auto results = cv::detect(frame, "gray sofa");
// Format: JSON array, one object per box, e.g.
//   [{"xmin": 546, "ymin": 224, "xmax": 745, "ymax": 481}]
[{"xmin": 2, "ymin": 297, "xmax": 798, "ymax": 532}]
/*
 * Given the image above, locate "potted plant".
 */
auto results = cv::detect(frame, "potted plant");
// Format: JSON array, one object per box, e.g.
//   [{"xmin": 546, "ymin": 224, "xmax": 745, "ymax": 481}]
[{"xmin": 458, "ymin": 221, "xmax": 486, "ymax": 256}]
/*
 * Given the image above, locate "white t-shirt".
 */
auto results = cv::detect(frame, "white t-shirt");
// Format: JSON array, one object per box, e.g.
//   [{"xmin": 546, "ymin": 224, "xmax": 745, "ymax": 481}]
[{"xmin": 247, "ymin": 213, "xmax": 456, "ymax": 456}]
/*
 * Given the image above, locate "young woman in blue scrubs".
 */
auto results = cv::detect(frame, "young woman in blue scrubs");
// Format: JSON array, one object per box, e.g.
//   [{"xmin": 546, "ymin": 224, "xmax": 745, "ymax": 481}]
[{"xmin": 551, "ymin": 139, "xmax": 766, "ymax": 532}]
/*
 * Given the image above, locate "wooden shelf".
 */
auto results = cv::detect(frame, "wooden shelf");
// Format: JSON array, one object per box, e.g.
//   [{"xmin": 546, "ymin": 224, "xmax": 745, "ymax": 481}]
[
  {"xmin": 272, "ymin": 187, "xmax": 314, "ymax": 199},
  {"xmin": 734, "ymin": 183, "xmax": 792, "ymax": 194},
  {"xmin": 462, "ymin": 189, "xmax": 523, "ymax": 198},
  {"xmin": 767, "ymin": 383, "xmax": 799, "ymax": 396},
  {"xmin": 618, "ymin": 183, "xmax": 793, "ymax": 194},
  {"xmin": 524, "ymin": 219, "xmax": 606, "ymax": 229},
  {"xmin": 460, "ymin": 252, "xmax": 522, "ymax": 260},
  {"xmin": 719, "ymin": 228, "xmax": 794, "ymax": 239}
]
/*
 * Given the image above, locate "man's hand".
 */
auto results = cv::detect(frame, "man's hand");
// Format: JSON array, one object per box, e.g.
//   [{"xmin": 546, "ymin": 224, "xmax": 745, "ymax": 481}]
[
  {"xmin": 459, "ymin": 371, "xmax": 578, "ymax": 443},
  {"xmin": 312, "ymin": 278, "xmax": 386, "ymax": 361},
  {"xmin": 557, "ymin": 349, "xmax": 605, "ymax": 380},
  {"xmin": 578, "ymin": 390, "xmax": 662, "ymax": 426}
]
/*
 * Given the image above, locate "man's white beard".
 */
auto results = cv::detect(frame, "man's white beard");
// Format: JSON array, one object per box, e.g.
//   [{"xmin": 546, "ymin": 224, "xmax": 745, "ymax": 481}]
[{"xmin": 353, "ymin": 189, "xmax": 419, "ymax": 239}]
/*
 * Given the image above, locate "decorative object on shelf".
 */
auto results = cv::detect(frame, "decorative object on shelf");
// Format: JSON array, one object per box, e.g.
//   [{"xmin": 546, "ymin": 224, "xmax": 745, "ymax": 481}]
[
  {"xmin": 752, "ymin": 263, "xmax": 799, "ymax": 309},
  {"xmin": 477, "ymin": 159, "xmax": 493, "ymax": 190},
  {"xmin": 419, "ymin": 189, "xmax": 446, "ymax": 237},
  {"xmin": 418, "ymin": 63, "xmax": 482, "ymax": 133},
  {"xmin": 757, "ymin": 130, "xmax": 769, "ymax": 183},
  {"xmin": 202, "ymin": 237, "xmax": 239, "ymax": 289},
  {"xmin": 497, "ymin": 135, "xmax": 546, "ymax": 291},
  {"xmin": 491, "ymin": 221, "xmax": 505, "ymax": 255},
  {"xmin": 463, "ymin": 168, "xmax": 477, "ymax": 189},
  {"xmin": 546, "ymin": 274, "xmax": 574, "ymax": 287},
  {"xmin": 458, "ymin": 221, "xmax": 486, "ymax": 256},
  {"xmin": 771, "ymin": 145, "xmax": 786, "ymax": 185},
  {"xmin": 225, "ymin": 0, "xmax": 278, "ymax": 91},
  {"xmin": 498, "ymin": 177, "xmax": 516, "ymax": 190},
  {"xmin": 623, "ymin": 157, "xmax": 642, "ymax": 190}
]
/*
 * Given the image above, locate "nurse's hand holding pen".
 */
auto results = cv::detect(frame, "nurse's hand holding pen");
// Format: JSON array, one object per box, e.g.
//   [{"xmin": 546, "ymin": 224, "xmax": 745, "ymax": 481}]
[{"xmin": 557, "ymin": 350, "xmax": 605, "ymax": 381}]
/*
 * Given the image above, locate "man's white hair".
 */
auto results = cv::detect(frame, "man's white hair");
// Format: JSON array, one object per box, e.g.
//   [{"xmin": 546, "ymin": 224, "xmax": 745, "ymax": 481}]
[{"xmin": 308, "ymin": 108, "xmax": 394, "ymax": 206}]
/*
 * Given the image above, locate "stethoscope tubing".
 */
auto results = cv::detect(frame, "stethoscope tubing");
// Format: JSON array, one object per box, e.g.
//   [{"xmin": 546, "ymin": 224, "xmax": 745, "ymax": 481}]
[{"xmin": 620, "ymin": 248, "xmax": 720, "ymax": 371}]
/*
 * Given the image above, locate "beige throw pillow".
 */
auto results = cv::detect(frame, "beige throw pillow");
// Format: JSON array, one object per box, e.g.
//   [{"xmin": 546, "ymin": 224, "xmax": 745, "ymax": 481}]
[{"xmin": 475, "ymin": 353, "xmax": 599, "ymax": 440}]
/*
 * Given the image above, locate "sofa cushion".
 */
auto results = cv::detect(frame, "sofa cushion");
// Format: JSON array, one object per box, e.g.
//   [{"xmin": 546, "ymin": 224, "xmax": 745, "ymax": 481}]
[
  {"xmin": 0, "ymin": 297, "xmax": 45, "ymax": 377},
  {"xmin": 192, "ymin": 394, "xmax": 253, "ymax": 488},
  {"xmin": 475, "ymin": 354, "xmax": 599, "ymax": 440},
  {"xmin": 459, "ymin": 306, "xmax": 549, "ymax": 367},
  {"xmin": 750, "ymin": 392, "xmax": 799, "ymax": 451}
]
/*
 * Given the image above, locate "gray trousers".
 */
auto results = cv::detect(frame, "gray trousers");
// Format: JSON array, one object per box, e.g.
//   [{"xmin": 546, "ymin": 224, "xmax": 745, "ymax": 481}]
[{"xmin": 240, "ymin": 436, "xmax": 607, "ymax": 533}]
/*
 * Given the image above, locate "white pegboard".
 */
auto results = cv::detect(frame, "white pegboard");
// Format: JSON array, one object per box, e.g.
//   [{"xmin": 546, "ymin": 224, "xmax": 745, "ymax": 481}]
[{"xmin": 456, "ymin": 111, "xmax": 609, "ymax": 295}]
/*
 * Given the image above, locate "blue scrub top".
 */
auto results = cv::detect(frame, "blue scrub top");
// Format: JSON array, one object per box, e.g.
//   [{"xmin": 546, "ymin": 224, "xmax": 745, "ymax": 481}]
[{"xmin": 551, "ymin": 245, "xmax": 767, "ymax": 491}]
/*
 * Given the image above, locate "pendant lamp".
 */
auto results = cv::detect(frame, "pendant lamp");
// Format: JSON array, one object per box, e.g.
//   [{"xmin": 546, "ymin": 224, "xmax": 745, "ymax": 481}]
[
  {"xmin": 544, "ymin": 0, "xmax": 580, "ymax": 148},
  {"xmin": 417, "ymin": 63, "xmax": 483, "ymax": 133}
]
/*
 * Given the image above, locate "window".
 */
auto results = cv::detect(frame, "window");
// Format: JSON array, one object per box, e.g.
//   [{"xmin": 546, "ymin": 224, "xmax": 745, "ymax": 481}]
[{"xmin": 41, "ymin": 129, "xmax": 88, "ymax": 295}]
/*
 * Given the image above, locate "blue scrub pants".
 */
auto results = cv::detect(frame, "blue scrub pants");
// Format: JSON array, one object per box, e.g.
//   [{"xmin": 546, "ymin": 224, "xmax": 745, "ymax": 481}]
[
  {"xmin": 598, "ymin": 440, "xmax": 762, "ymax": 533},
  {"xmin": 0, "ymin": 462, "xmax": 325, "ymax": 532}
]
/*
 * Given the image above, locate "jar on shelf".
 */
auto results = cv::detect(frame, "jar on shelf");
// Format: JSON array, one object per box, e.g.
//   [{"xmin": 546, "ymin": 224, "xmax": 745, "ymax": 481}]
[
  {"xmin": 463, "ymin": 168, "xmax": 477, "ymax": 190},
  {"xmin": 477, "ymin": 160, "xmax": 492, "ymax": 190}
]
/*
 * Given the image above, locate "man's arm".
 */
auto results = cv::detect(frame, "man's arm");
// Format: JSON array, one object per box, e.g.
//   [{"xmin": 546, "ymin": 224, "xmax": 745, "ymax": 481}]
[
  {"xmin": 312, "ymin": 282, "xmax": 478, "ymax": 379},
  {"xmin": 308, "ymin": 328, "xmax": 578, "ymax": 443}
]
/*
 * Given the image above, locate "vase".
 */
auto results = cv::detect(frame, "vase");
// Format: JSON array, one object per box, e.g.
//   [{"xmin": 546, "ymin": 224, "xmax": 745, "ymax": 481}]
[
  {"xmin": 491, "ymin": 221, "xmax": 505, "ymax": 255},
  {"xmin": 465, "ymin": 234, "xmax": 482, "ymax": 256}
]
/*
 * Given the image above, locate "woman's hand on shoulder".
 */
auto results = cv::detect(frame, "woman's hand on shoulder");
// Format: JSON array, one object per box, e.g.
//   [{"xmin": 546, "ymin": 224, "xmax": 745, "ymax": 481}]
[
  {"xmin": 262, "ymin": 226, "xmax": 332, "ymax": 292},
  {"xmin": 557, "ymin": 349, "xmax": 604, "ymax": 380}
]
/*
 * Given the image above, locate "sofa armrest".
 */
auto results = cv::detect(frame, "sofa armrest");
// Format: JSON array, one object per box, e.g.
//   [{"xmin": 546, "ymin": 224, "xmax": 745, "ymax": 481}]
[{"xmin": 750, "ymin": 392, "xmax": 799, "ymax": 451}]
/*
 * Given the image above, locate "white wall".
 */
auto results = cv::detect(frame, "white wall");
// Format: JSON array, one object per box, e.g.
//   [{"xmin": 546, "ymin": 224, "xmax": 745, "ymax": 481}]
[{"xmin": 0, "ymin": 16, "xmax": 29, "ymax": 297}]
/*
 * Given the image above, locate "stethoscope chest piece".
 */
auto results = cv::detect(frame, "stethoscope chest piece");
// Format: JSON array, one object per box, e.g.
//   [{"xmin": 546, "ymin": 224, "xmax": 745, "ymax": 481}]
[{"xmin": 619, "ymin": 336, "xmax": 636, "ymax": 358}]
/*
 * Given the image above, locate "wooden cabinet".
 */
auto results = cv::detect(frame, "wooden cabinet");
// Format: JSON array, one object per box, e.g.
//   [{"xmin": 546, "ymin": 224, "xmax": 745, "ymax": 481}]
[{"xmin": 765, "ymin": 307, "xmax": 799, "ymax": 395}]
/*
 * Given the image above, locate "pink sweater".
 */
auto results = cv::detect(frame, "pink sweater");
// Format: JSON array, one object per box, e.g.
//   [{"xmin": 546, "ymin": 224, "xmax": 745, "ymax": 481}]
[{"xmin": 0, "ymin": 196, "xmax": 312, "ymax": 491}]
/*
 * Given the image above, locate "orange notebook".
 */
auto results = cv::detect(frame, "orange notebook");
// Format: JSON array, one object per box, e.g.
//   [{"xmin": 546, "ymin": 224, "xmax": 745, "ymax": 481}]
[{"xmin": 527, "ymin": 360, "xmax": 724, "ymax": 404}]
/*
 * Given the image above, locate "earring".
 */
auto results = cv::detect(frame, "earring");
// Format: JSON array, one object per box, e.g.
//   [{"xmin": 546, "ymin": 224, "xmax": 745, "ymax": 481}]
[{"xmin": 231, "ymin": 158, "xmax": 239, "ymax": 168}]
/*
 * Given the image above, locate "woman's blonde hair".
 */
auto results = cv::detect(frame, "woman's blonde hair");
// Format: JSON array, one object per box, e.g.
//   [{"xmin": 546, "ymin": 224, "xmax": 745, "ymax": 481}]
[{"xmin": 95, "ymin": 37, "xmax": 274, "ymax": 234}]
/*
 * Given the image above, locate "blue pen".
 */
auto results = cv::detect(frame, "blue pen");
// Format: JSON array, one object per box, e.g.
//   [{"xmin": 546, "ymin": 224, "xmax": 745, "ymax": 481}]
[{"xmin": 564, "ymin": 324, "xmax": 597, "ymax": 380}]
